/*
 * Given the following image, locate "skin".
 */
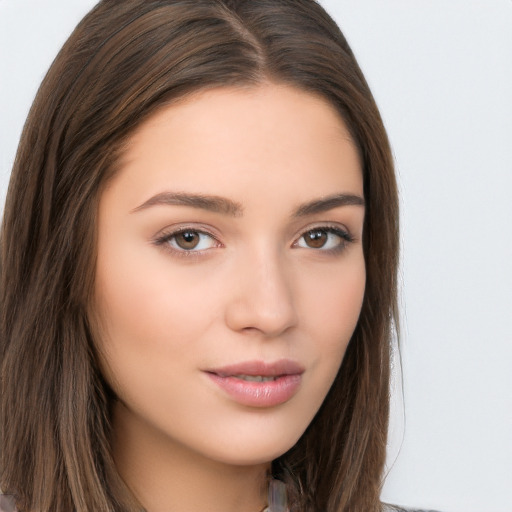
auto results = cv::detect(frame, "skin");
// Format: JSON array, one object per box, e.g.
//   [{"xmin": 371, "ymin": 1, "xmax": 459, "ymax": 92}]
[{"xmin": 93, "ymin": 83, "xmax": 366, "ymax": 512}]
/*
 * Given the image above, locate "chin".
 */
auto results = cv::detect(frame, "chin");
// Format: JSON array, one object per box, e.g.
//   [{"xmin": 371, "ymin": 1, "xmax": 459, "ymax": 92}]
[
  {"xmin": 192, "ymin": 414, "xmax": 308, "ymax": 467},
  {"xmin": 206, "ymin": 440, "xmax": 297, "ymax": 467}
]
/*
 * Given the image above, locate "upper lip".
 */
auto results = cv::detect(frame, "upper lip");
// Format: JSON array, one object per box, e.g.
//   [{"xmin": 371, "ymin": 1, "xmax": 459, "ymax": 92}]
[{"xmin": 205, "ymin": 359, "xmax": 305, "ymax": 377}]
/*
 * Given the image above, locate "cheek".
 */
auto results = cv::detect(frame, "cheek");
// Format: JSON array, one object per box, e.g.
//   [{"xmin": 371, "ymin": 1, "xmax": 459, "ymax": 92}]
[
  {"xmin": 294, "ymin": 251, "xmax": 366, "ymax": 405},
  {"xmin": 92, "ymin": 243, "xmax": 192, "ymax": 391},
  {"xmin": 93, "ymin": 235, "xmax": 211, "ymax": 347},
  {"xmin": 303, "ymin": 254, "xmax": 366, "ymax": 353}
]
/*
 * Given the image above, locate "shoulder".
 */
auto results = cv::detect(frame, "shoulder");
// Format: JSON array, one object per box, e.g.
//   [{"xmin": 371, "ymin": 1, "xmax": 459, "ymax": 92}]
[
  {"xmin": 383, "ymin": 505, "xmax": 442, "ymax": 512},
  {"xmin": 0, "ymin": 495, "xmax": 16, "ymax": 512}
]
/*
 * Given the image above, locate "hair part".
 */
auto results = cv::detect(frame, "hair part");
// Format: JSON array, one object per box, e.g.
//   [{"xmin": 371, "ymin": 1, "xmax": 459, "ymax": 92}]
[{"xmin": 1, "ymin": 1, "xmax": 399, "ymax": 511}]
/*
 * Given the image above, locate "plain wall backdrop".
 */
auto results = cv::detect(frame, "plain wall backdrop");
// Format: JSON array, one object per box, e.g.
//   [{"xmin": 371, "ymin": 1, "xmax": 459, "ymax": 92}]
[{"xmin": 1, "ymin": 1, "xmax": 511, "ymax": 511}]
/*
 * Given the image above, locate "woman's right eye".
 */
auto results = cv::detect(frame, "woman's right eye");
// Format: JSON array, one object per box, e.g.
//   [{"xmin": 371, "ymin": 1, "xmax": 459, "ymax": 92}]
[{"xmin": 155, "ymin": 229, "xmax": 219, "ymax": 252}]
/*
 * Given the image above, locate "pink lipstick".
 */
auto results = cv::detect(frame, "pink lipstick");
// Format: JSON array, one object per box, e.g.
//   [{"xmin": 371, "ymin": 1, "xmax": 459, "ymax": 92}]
[{"xmin": 204, "ymin": 360, "xmax": 304, "ymax": 407}]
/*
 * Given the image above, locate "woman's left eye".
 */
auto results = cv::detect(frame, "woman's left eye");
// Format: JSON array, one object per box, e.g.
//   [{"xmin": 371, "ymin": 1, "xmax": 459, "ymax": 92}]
[
  {"xmin": 156, "ymin": 229, "xmax": 218, "ymax": 252},
  {"xmin": 295, "ymin": 227, "xmax": 353, "ymax": 251}
]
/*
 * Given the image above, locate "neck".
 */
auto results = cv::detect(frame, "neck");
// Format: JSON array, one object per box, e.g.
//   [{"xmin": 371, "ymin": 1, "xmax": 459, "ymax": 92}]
[{"xmin": 111, "ymin": 401, "xmax": 269, "ymax": 512}]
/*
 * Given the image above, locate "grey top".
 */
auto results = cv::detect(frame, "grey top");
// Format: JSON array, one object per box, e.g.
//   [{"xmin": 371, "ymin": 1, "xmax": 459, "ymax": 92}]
[
  {"xmin": 384, "ymin": 506, "xmax": 441, "ymax": 512},
  {"xmin": 0, "ymin": 495, "xmax": 440, "ymax": 512},
  {"xmin": 0, "ymin": 495, "xmax": 15, "ymax": 512}
]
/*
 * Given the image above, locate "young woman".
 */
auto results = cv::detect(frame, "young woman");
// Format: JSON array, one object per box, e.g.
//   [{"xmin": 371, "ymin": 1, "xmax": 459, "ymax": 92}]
[{"xmin": 0, "ymin": 1, "xmax": 407, "ymax": 511}]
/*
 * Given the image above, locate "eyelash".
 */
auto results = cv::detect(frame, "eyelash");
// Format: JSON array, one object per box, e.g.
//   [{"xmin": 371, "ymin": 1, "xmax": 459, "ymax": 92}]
[
  {"xmin": 293, "ymin": 225, "xmax": 355, "ymax": 254},
  {"xmin": 153, "ymin": 224, "xmax": 355, "ymax": 257},
  {"xmin": 153, "ymin": 226, "xmax": 221, "ymax": 258}
]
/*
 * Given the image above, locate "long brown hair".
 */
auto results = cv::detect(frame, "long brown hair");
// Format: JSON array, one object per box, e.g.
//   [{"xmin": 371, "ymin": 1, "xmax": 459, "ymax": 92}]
[{"xmin": 0, "ymin": 1, "xmax": 399, "ymax": 511}]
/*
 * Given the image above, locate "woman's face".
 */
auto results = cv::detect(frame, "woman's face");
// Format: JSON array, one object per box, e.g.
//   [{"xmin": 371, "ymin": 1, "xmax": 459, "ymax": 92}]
[{"xmin": 94, "ymin": 84, "xmax": 365, "ymax": 466}]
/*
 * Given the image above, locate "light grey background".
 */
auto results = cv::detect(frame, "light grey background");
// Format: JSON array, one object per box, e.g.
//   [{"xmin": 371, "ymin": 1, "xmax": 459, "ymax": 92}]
[{"xmin": 1, "ymin": 2, "xmax": 511, "ymax": 511}]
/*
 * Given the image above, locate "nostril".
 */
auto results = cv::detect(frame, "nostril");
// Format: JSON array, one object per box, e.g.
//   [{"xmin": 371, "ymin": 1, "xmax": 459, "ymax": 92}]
[
  {"xmin": 223, "ymin": 253, "xmax": 298, "ymax": 335},
  {"xmin": 224, "ymin": 291, "xmax": 297, "ymax": 336}
]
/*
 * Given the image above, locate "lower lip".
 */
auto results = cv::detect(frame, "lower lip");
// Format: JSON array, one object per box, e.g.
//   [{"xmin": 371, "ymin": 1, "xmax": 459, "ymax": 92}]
[{"xmin": 206, "ymin": 373, "xmax": 302, "ymax": 407}]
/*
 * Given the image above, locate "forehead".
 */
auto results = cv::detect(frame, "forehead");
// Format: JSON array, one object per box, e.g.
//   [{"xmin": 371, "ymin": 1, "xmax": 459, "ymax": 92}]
[{"xmin": 108, "ymin": 83, "xmax": 363, "ymax": 211}]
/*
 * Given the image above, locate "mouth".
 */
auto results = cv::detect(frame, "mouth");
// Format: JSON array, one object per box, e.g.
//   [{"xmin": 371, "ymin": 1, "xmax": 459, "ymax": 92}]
[
  {"xmin": 204, "ymin": 359, "xmax": 304, "ymax": 408},
  {"xmin": 228, "ymin": 375, "xmax": 279, "ymax": 382},
  {"xmin": 207, "ymin": 359, "xmax": 305, "ymax": 378}
]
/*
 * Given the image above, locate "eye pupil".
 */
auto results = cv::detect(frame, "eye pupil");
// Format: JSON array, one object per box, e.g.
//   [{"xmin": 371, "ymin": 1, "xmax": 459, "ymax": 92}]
[
  {"xmin": 176, "ymin": 231, "xmax": 200, "ymax": 249},
  {"xmin": 305, "ymin": 230, "xmax": 327, "ymax": 248}
]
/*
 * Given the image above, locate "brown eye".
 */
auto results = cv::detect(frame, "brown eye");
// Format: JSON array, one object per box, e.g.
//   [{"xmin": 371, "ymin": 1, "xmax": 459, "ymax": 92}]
[
  {"xmin": 174, "ymin": 231, "xmax": 201, "ymax": 250},
  {"xmin": 296, "ymin": 227, "xmax": 351, "ymax": 251},
  {"xmin": 155, "ymin": 229, "xmax": 220, "ymax": 254},
  {"xmin": 304, "ymin": 230, "xmax": 328, "ymax": 248},
  {"xmin": 156, "ymin": 229, "xmax": 219, "ymax": 253}
]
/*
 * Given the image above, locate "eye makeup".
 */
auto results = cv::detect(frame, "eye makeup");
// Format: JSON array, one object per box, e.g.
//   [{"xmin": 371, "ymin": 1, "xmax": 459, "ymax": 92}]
[
  {"xmin": 152, "ymin": 221, "xmax": 356, "ymax": 259},
  {"xmin": 152, "ymin": 224, "xmax": 222, "ymax": 259},
  {"xmin": 294, "ymin": 224, "xmax": 355, "ymax": 254}
]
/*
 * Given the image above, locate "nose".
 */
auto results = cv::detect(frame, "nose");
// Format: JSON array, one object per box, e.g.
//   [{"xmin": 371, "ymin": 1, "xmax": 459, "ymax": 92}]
[{"xmin": 224, "ymin": 248, "xmax": 298, "ymax": 337}]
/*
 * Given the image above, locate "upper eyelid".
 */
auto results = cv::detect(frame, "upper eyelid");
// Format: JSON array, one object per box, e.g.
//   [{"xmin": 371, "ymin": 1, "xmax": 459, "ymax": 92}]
[
  {"xmin": 155, "ymin": 222, "xmax": 349, "ymax": 236},
  {"xmin": 152, "ymin": 222, "xmax": 356, "ymax": 248},
  {"xmin": 153, "ymin": 224, "xmax": 221, "ymax": 242},
  {"xmin": 295, "ymin": 222, "xmax": 352, "ymax": 239},
  {"xmin": 294, "ymin": 226, "xmax": 353, "ymax": 245},
  {"xmin": 153, "ymin": 229, "xmax": 221, "ymax": 256}
]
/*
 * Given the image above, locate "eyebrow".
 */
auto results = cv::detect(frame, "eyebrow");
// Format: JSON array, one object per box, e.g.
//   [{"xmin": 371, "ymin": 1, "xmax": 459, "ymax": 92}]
[
  {"xmin": 131, "ymin": 192, "xmax": 244, "ymax": 216},
  {"xmin": 292, "ymin": 193, "xmax": 365, "ymax": 217},
  {"xmin": 131, "ymin": 191, "xmax": 365, "ymax": 217}
]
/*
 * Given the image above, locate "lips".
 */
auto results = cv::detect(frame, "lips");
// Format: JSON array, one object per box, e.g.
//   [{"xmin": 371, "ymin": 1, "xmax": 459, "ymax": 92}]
[{"xmin": 204, "ymin": 359, "xmax": 304, "ymax": 408}]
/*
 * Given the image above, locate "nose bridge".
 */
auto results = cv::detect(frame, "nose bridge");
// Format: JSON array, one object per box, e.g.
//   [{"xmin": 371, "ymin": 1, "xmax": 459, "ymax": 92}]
[{"xmin": 225, "ymin": 242, "xmax": 298, "ymax": 336}]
